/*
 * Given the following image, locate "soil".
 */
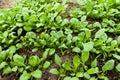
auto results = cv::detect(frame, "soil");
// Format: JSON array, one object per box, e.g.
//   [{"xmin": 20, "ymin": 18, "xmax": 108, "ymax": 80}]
[{"xmin": 0, "ymin": 0, "xmax": 120, "ymax": 80}]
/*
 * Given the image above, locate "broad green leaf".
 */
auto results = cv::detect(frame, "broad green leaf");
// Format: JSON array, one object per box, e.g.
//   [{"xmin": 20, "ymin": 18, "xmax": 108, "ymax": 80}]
[
  {"xmin": 102, "ymin": 59, "xmax": 115, "ymax": 72},
  {"xmin": 64, "ymin": 76, "xmax": 71, "ymax": 80},
  {"xmin": 49, "ymin": 48, "xmax": 55, "ymax": 56},
  {"xmin": 113, "ymin": 54, "xmax": 120, "ymax": 61},
  {"xmin": 85, "ymin": 29, "xmax": 91, "ymax": 40},
  {"xmin": 3, "ymin": 66, "xmax": 12, "ymax": 75},
  {"xmin": 19, "ymin": 71, "xmax": 31, "ymax": 80},
  {"xmin": 87, "ymin": 67, "xmax": 99, "ymax": 74},
  {"xmin": 81, "ymin": 16, "xmax": 87, "ymax": 22},
  {"xmin": 12, "ymin": 54, "xmax": 25, "ymax": 66},
  {"xmin": 9, "ymin": 45, "xmax": 16, "ymax": 53},
  {"xmin": 0, "ymin": 62, "xmax": 8, "ymax": 69},
  {"xmin": 72, "ymin": 47, "xmax": 81, "ymax": 53},
  {"xmin": 76, "ymin": 72, "xmax": 84, "ymax": 77},
  {"xmin": 83, "ymin": 42, "xmax": 94, "ymax": 52},
  {"xmin": 62, "ymin": 62, "xmax": 72, "ymax": 70},
  {"xmin": 73, "ymin": 55, "xmax": 81, "ymax": 70},
  {"xmin": 71, "ymin": 77, "xmax": 79, "ymax": 80},
  {"xmin": 26, "ymin": 32, "xmax": 36, "ymax": 39},
  {"xmin": 55, "ymin": 54, "xmax": 62, "ymax": 66},
  {"xmin": 95, "ymin": 29, "xmax": 107, "ymax": 41},
  {"xmin": 43, "ymin": 61, "xmax": 51, "ymax": 69},
  {"xmin": 117, "ymin": 36, "xmax": 120, "ymax": 44},
  {"xmin": 116, "ymin": 63, "xmax": 120, "ymax": 72},
  {"xmin": 24, "ymin": 26, "xmax": 32, "ymax": 31},
  {"xmin": 31, "ymin": 69, "xmax": 42, "ymax": 79},
  {"xmin": 17, "ymin": 28, "xmax": 23, "ymax": 36},
  {"xmin": 91, "ymin": 59, "xmax": 97, "ymax": 67},
  {"xmin": 49, "ymin": 68, "xmax": 59, "ymax": 75},
  {"xmin": 84, "ymin": 72, "xmax": 90, "ymax": 79},
  {"xmin": 42, "ymin": 49, "xmax": 49, "ymax": 60},
  {"xmin": 32, "ymin": 48, "xmax": 38, "ymax": 52},
  {"xmin": 12, "ymin": 66, "xmax": 18, "ymax": 72},
  {"xmin": 81, "ymin": 52, "xmax": 89, "ymax": 63},
  {"xmin": 29, "ymin": 56, "xmax": 40, "ymax": 67}
]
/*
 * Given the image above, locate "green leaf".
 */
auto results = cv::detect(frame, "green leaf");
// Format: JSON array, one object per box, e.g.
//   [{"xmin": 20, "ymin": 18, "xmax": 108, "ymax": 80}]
[
  {"xmin": 49, "ymin": 48, "xmax": 55, "ymax": 56},
  {"xmin": 83, "ymin": 42, "xmax": 94, "ymax": 52},
  {"xmin": 62, "ymin": 62, "xmax": 72, "ymax": 70},
  {"xmin": 73, "ymin": 55, "xmax": 81, "ymax": 70},
  {"xmin": 17, "ymin": 28, "xmax": 23, "ymax": 36},
  {"xmin": 81, "ymin": 16, "xmax": 87, "ymax": 22},
  {"xmin": 42, "ymin": 48, "xmax": 49, "ymax": 60},
  {"xmin": 64, "ymin": 76, "xmax": 71, "ymax": 80},
  {"xmin": 84, "ymin": 72, "xmax": 90, "ymax": 79},
  {"xmin": 29, "ymin": 56, "xmax": 40, "ymax": 67},
  {"xmin": 24, "ymin": 26, "xmax": 32, "ymax": 31},
  {"xmin": 31, "ymin": 69, "xmax": 42, "ymax": 79},
  {"xmin": 95, "ymin": 29, "xmax": 107, "ymax": 41},
  {"xmin": 72, "ymin": 47, "xmax": 81, "ymax": 53},
  {"xmin": 117, "ymin": 36, "xmax": 120, "ymax": 44},
  {"xmin": 3, "ymin": 66, "xmax": 12, "ymax": 75},
  {"xmin": 116, "ymin": 63, "xmax": 120, "ymax": 72},
  {"xmin": 102, "ymin": 59, "xmax": 115, "ymax": 72},
  {"xmin": 76, "ymin": 72, "xmax": 84, "ymax": 77},
  {"xmin": 81, "ymin": 52, "xmax": 89, "ymax": 63},
  {"xmin": 43, "ymin": 61, "xmax": 51, "ymax": 69},
  {"xmin": 91, "ymin": 59, "xmax": 97, "ymax": 67},
  {"xmin": 9, "ymin": 45, "xmax": 16, "ymax": 53},
  {"xmin": 87, "ymin": 67, "xmax": 99, "ymax": 74},
  {"xmin": 0, "ymin": 62, "xmax": 8, "ymax": 69},
  {"xmin": 12, "ymin": 66, "xmax": 18, "ymax": 72},
  {"xmin": 71, "ymin": 77, "xmax": 79, "ymax": 80},
  {"xmin": 55, "ymin": 54, "xmax": 62, "ymax": 66},
  {"xmin": 49, "ymin": 68, "xmax": 59, "ymax": 75},
  {"xmin": 19, "ymin": 71, "xmax": 31, "ymax": 80},
  {"xmin": 113, "ymin": 54, "xmax": 120, "ymax": 61},
  {"xmin": 12, "ymin": 54, "xmax": 25, "ymax": 66}
]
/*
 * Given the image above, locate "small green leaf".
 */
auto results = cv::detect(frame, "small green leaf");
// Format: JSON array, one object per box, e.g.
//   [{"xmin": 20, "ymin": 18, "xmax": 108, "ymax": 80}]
[
  {"xmin": 113, "ymin": 54, "xmax": 120, "ymax": 61},
  {"xmin": 73, "ymin": 55, "xmax": 81, "ymax": 70},
  {"xmin": 72, "ymin": 47, "xmax": 81, "ymax": 53},
  {"xmin": 76, "ymin": 72, "xmax": 84, "ymax": 77},
  {"xmin": 12, "ymin": 66, "xmax": 18, "ymax": 72},
  {"xmin": 43, "ymin": 61, "xmax": 51, "ymax": 69},
  {"xmin": 71, "ymin": 77, "xmax": 79, "ymax": 80},
  {"xmin": 31, "ymin": 69, "xmax": 42, "ymax": 79},
  {"xmin": 49, "ymin": 68, "xmax": 59, "ymax": 75},
  {"xmin": 0, "ymin": 62, "xmax": 8, "ymax": 69},
  {"xmin": 81, "ymin": 52, "xmax": 89, "ymax": 63},
  {"xmin": 84, "ymin": 72, "xmax": 90, "ymax": 79},
  {"xmin": 55, "ymin": 54, "xmax": 62, "ymax": 66},
  {"xmin": 83, "ymin": 42, "xmax": 94, "ymax": 52},
  {"xmin": 62, "ymin": 62, "xmax": 72, "ymax": 70},
  {"xmin": 64, "ymin": 76, "xmax": 71, "ymax": 80},
  {"xmin": 81, "ymin": 16, "xmax": 87, "ymax": 22},
  {"xmin": 29, "ymin": 56, "xmax": 40, "ymax": 67},
  {"xmin": 24, "ymin": 26, "xmax": 32, "ymax": 31},
  {"xmin": 91, "ymin": 59, "xmax": 97, "ymax": 67},
  {"xmin": 49, "ymin": 48, "xmax": 55, "ymax": 56},
  {"xmin": 19, "ymin": 71, "xmax": 31, "ymax": 80},
  {"xmin": 116, "ymin": 63, "xmax": 120, "ymax": 72},
  {"xmin": 117, "ymin": 36, "xmax": 120, "ymax": 44},
  {"xmin": 12, "ymin": 54, "xmax": 25, "ymax": 66},
  {"xmin": 87, "ymin": 67, "xmax": 99, "ymax": 74},
  {"xmin": 102, "ymin": 59, "xmax": 115, "ymax": 72},
  {"xmin": 17, "ymin": 28, "xmax": 23, "ymax": 36},
  {"xmin": 3, "ymin": 66, "xmax": 12, "ymax": 75}
]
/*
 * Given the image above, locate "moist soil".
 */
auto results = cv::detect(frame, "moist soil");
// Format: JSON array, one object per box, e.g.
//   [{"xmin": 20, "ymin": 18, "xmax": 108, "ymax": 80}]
[{"xmin": 0, "ymin": 0, "xmax": 120, "ymax": 80}]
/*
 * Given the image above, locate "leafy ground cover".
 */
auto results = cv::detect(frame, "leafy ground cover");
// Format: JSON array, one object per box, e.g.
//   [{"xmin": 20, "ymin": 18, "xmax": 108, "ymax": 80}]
[{"xmin": 0, "ymin": 0, "xmax": 120, "ymax": 80}]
